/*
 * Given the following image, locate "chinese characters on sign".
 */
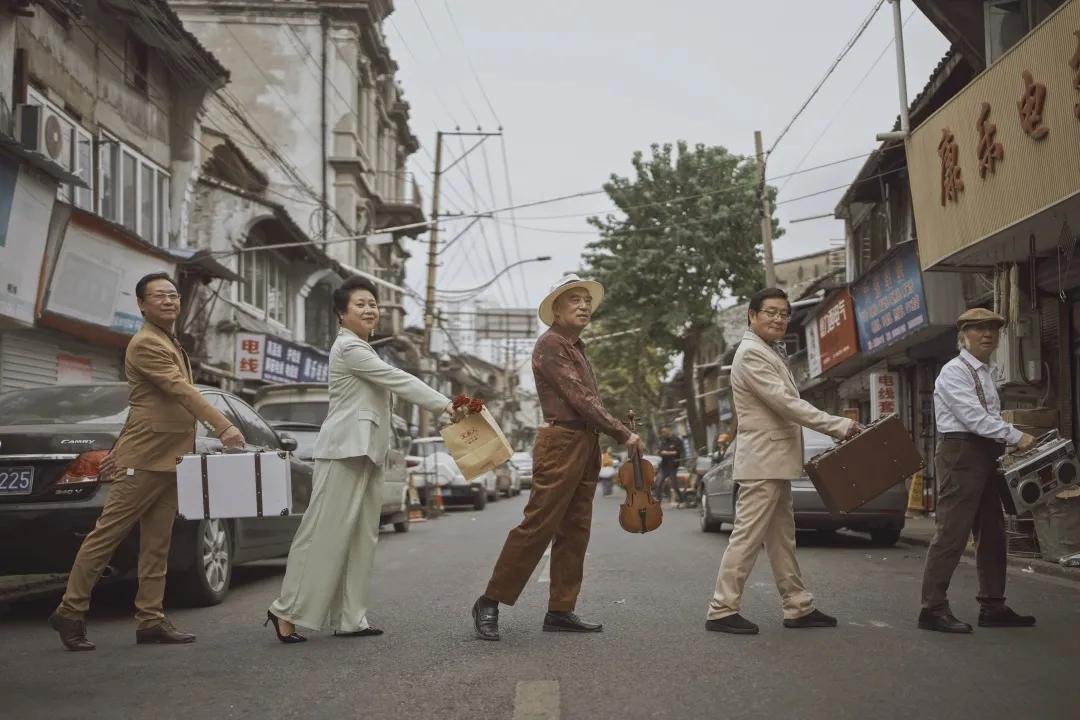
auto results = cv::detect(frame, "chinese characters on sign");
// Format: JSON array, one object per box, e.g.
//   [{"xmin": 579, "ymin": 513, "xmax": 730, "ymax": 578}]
[
  {"xmin": 938, "ymin": 128, "xmax": 963, "ymax": 206},
  {"xmin": 234, "ymin": 332, "xmax": 329, "ymax": 384},
  {"xmin": 805, "ymin": 290, "xmax": 858, "ymax": 378},
  {"xmin": 1017, "ymin": 70, "xmax": 1049, "ymax": 140},
  {"xmin": 976, "ymin": 102, "xmax": 1004, "ymax": 178},
  {"xmin": 870, "ymin": 371, "xmax": 900, "ymax": 422},
  {"xmin": 853, "ymin": 243, "xmax": 929, "ymax": 354},
  {"xmin": 235, "ymin": 333, "xmax": 263, "ymax": 380}
]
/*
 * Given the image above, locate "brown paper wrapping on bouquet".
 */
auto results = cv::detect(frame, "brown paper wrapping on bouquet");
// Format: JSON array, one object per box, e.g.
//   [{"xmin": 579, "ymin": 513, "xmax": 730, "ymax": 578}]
[{"xmin": 440, "ymin": 407, "xmax": 513, "ymax": 481}]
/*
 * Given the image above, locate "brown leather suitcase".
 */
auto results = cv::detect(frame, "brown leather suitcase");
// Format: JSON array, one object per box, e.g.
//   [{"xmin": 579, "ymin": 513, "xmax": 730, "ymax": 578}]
[{"xmin": 803, "ymin": 414, "xmax": 924, "ymax": 514}]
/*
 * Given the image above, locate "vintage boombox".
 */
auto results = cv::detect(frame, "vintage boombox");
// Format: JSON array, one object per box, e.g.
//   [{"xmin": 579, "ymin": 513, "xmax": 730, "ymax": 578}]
[{"xmin": 1000, "ymin": 431, "xmax": 1079, "ymax": 515}]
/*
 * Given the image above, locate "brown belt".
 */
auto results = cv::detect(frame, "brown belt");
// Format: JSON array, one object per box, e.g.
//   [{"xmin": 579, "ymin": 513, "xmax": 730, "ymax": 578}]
[{"xmin": 548, "ymin": 420, "xmax": 597, "ymax": 433}]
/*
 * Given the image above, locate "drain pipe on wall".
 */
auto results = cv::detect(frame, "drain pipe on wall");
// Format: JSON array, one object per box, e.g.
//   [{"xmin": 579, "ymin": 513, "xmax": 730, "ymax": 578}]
[{"xmin": 320, "ymin": 11, "xmax": 330, "ymax": 244}]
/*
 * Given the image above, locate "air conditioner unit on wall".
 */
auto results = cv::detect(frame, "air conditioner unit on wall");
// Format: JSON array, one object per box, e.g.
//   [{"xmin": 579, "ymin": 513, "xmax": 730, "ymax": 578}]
[
  {"xmin": 16, "ymin": 103, "xmax": 71, "ymax": 168},
  {"xmin": 993, "ymin": 314, "xmax": 1042, "ymax": 387}
]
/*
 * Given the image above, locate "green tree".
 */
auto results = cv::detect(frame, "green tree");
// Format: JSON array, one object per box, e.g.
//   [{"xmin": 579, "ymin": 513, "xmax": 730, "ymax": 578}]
[
  {"xmin": 584, "ymin": 321, "xmax": 669, "ymax": 445},
  {"xmin": 583, "ymin": 141, "xmax": 780, "ymax": 449}
]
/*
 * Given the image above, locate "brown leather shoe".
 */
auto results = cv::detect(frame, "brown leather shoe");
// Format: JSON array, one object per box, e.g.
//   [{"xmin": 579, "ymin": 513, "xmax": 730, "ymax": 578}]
[
  {"xmin": 49, "ymin": 611, "xmax": 95, "ymax": 651},
  {"xmin": 136, "ymin": 619, "xmax": 196, "ymax": 645}
]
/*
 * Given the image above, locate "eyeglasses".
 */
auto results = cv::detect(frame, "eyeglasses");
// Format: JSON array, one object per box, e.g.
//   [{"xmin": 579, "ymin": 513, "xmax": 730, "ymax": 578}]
[
  {"xmin": 148, "ymin": 292, "xmax": 181, "ymax": 302},
  {"xmin": 758, "ymin": 308, "xmax": 791, "ymax": 321}
]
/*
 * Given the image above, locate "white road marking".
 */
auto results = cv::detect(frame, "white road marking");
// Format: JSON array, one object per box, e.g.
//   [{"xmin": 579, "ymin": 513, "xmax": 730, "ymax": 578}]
[
  {"xmin": 512, "ymin": 680, "xmax": 560, "ymax": 720},
  {"xmin": 538, "ymin": 546, "xmax": 552, "ymax": 583},
  {"xmin": 870, "ymin": 620, "xmax": 892, "ymax": 628}
]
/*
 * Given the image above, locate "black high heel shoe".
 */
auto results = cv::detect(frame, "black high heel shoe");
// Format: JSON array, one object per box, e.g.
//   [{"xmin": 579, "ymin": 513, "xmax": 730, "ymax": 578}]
[{"xmin": 265, "ymin": 611, "xmax": 306, "ymax": 643}]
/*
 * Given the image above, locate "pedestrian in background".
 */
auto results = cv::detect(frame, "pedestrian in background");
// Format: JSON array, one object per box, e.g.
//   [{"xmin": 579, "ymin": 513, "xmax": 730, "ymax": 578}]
[
  {"xmin": 599, "ymin": 447, "xmax": 616, "ymax": 496},
  {"xmin": 49, "ymin": 273, "xmax": 246, "ymax": 652},
  {"xmin": 266, "ymin": 276, "xmax": 456, "ymax": 643},
  {"xmin": 655, "ymin": 425, "xmax": 684, "ymax": 507}
]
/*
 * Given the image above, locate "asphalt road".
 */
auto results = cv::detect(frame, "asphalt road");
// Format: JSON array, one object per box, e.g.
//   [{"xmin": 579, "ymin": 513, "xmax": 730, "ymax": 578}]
[{"xmin": 2, "ymin": 492, "xmax": 1078, "ymax": 720}]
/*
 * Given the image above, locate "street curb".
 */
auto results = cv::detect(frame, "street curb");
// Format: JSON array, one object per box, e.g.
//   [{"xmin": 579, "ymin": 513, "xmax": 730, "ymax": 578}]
[{"xmin": 900, "ymin": 533, "xmax": 1080, "ymax": 583}]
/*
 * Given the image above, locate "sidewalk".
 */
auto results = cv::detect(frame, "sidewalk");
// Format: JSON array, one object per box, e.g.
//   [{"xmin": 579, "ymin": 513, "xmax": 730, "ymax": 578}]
[{"xmin": 900, "ymin": 514, "xmax": 1079, "ymax": 582}]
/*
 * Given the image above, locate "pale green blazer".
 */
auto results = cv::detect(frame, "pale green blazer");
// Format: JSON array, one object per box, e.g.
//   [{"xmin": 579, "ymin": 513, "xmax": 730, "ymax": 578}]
[{"xmin": 313, "ymin": 328, "xmax": 449, "ymax": 463}]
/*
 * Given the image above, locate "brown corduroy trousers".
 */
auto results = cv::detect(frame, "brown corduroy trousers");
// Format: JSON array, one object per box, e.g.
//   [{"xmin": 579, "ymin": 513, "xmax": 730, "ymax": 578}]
[
  {"xmin": 485, "ymin": 425, "xmax": 601, "ymax": 612},
  {"xmin": 921, "ymin": 436, "xmax": 1008, "ymax": 613}
]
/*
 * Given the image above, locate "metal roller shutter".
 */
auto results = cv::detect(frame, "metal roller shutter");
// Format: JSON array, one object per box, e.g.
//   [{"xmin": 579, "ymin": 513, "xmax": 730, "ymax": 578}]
[{"xmin": 0, "ymin": 329, "xmax": 122, "ymax": 392}]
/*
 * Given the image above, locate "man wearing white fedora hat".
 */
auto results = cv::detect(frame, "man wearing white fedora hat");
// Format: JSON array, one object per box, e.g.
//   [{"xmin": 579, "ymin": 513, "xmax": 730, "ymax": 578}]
[{"xmin": 472, "ymin": 274, "xmax": 645, "ymax": 641}]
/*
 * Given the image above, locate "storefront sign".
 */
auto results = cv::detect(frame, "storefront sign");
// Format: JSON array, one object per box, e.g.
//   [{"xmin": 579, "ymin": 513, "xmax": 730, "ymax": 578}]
[
  {"xmin": 45, "ymin": 218, "xmax": 174, "ymax": 335},
  {"xmin": 0, "ymin": 159, "xmax": 56, "ymax": 326},
  {"xmin": 234, "ymin": 332, "xmax": 329, "ymax": 385},
  {"xmin": 853, "ymin": 244, "xmax": 929, "ymax": 354},
  {"xmin": 907, "ymin": 1, "xmax": 1080, "ymax": 270},
  {"xmin": 805, "ymin": 290, "xmax": 858, "ymax": 377},
  {"xmin": 870, "ymin": 371, "xmax": 900, "ymax": 421}
]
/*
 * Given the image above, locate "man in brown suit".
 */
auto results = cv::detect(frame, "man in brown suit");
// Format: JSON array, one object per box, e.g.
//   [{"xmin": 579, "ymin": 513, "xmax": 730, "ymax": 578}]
[
  {"xmin": 472, "ymin": 275, "xmax": 645, "ymax": 641},
  {"xmin": 48, "ymin": 273, "xmax": 245, "ymax": 651}
]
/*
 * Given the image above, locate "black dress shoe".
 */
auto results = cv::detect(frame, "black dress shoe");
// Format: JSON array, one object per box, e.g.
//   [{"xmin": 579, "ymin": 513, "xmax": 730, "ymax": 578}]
[
  {"xmin": 784, "ymin": 609, "xmax": 838, "ymax": 629},
  {"xmin": 136, "ymin": 619, "xmax": 196, "ymax": 645},
  {"xmin": 705, "ymin": 613, "xmax": 759, "ymax": 635},
  {"xmin": 918, "ymin": 609, "xmax": 973, "ymax": 634},
  {"xmin": 542, "ymin": 611, "xmax": 602, "ymax": 633},
  {"xmin": 472, "ymin": 597, "xmax": 500, "ymax": 641},
  {"xmin": 49, "ymin": 611, "xmax": 95, "ymax": 652},
  {"xmin": 978, "ymin": 606, "xmax": 1036, "ymax": 628},
  {"xmin": 333, "ymin": 627, "xmax": 384, "ymax": 637}
]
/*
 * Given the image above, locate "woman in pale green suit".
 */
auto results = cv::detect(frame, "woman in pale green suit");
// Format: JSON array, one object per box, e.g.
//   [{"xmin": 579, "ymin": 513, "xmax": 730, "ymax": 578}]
[{"xmin": 266, "ymin": 277, "xmax": 453, "ymax": 642}]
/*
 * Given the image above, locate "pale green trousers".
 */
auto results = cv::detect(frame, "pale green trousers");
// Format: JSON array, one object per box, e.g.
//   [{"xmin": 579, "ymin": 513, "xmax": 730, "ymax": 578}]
[{"xmin": 270, "ymin": 456, "xmax": 383, "ymax": 632}]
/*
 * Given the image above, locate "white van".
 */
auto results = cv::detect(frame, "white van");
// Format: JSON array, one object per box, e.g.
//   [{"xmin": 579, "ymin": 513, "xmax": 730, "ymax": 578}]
[
  {"xmin": 254, "ymin": 383, "xmax": 412, "ymax": 532},
  {"xmin": 406, "ymin": 436, "xmax": 498, "ymax": 511}
]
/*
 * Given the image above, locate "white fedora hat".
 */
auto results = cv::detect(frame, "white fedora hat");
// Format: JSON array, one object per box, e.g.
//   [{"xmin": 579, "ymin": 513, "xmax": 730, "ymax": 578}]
[{"xmin": 537, "ymin": 274, "xmax": 604, "ymax": 327}]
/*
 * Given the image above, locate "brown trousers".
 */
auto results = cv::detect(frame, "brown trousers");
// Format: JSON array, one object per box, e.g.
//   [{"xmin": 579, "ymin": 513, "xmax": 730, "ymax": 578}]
[
  {"xmin": 58, "ymin": 469, "xmax": 178, "ymax": 629},
  {"xmin": 921, "ymin": 437, "xmax": 1007, "ymax": 613},
  {"xmin": 485, "ymin": 426, "xmax": 601, "ymax": 612}
]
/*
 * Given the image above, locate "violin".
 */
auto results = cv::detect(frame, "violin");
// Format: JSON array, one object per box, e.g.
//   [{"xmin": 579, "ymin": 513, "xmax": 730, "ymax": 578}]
[{"xmin": 617, "ymin": 410, "xmax": 663, "ymax": 534}]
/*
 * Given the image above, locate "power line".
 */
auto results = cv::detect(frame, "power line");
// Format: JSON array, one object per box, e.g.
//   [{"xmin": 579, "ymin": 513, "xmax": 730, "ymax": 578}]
[
  {"xmin": 778, "ymin": 7, "xmax": 915, "ymax": 193},
  {"xmin": 409, "ymin": 0, "xmax": 483, "ymax": 128},
  {"xmin": 441, "ymin": 0, "xmax": 501, "ymax": 127},
  {"xmin": 498, "ymin": 135, "xmax": 530, "ymax": 306},
  {"xmin": 767, "ymin": 0, "xmax": 887, "ymax": 157}
]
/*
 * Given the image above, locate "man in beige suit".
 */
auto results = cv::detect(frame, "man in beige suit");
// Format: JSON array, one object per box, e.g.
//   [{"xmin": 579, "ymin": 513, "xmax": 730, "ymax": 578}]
[
  {"xmin": 706, "ymin": 287, "xmax": 859, "ymax": 635},
  {"xmin": 49, "ymin": 273, "xmax": 245, "ymax": 651}
]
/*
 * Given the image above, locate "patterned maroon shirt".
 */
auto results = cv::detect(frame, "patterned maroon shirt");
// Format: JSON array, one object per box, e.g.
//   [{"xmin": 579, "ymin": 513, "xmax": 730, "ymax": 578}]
[{"xmin": 532, "ymin": 327, "xmax": 631, "ymax": 443}]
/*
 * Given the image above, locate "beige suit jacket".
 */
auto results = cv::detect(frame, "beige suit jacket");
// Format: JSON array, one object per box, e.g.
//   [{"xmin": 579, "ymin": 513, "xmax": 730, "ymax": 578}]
[
  {"xmin": 112, "ymin": 322, "xmax": 233, "ymax": 472},
  {"xmin": 730, "ymin": 329, "xmax": 853, "ymax": 480}
]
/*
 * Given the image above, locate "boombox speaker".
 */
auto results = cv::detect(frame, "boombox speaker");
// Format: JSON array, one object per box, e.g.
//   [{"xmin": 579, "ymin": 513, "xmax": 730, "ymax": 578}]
[{"xmin": 1000, "ymin": 431, "xmax": 1079, "ymax": 515}]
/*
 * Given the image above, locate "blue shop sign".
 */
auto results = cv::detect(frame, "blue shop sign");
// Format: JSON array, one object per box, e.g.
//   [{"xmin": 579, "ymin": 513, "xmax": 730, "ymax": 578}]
[
  {"xmin": 852, "ymin": 244, "xmax": 929, "ymax": 354},
  {"xmin": 263, "ymin": 336, "xmax": 329, "ymax": 385}
]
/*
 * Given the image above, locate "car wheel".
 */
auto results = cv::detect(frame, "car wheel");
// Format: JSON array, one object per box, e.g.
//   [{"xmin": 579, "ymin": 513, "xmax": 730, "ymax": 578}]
[
  {"xmin": 473, "ymin": 490, "xmax": 487, "ymax": 511},
  {"xmin": 393, "ymin": 519, "xmax": 410, "ymax": 533},
  {"xmin": 869, "ymin": 526, "xmax": 902, "ymax": 547},
  {"xmin": 487, "ymin": 488, "xmax": 498, "ymax": 502},
  {"xmin": 174, "ymin": 519, "xmax": 232, "ymax": 607},
  {"xmin": 700, "ymin": 494, "xmax": 722, "ymax": 533}
]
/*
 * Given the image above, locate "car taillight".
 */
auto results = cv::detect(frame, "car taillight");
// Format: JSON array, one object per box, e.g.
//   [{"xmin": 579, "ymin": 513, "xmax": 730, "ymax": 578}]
[{"xmin": 57, "ymin": 451, "xmax": 111, "ymax": 485}]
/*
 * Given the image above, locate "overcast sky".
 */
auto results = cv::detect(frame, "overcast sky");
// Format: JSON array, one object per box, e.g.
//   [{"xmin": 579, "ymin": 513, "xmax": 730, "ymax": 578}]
[{"xmin": 386, "ymin": 0, "xmax": 949, "ymax": 330}]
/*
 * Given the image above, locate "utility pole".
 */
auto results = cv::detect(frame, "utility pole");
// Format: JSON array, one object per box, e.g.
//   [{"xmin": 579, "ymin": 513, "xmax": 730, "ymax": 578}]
[
  {"xmin": 754, "ymin": 130, "xmax": 777, "ymax": 288},
  {"xmin": 419, "ymin": 129, "xmax": 503, "ymax": 448}
]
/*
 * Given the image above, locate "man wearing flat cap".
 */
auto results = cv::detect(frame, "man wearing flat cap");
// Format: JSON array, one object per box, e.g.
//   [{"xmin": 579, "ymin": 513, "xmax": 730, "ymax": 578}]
[
  {"xmin": 919, "ymin": 308, "xmax": 1037, "ymax": 634},
  {"xmin": 471, "ymin": 274, "xmax": 645, "ymax": 641}
]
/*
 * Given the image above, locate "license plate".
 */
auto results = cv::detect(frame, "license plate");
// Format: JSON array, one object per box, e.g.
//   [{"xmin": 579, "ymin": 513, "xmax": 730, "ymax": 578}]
[{"xmin": 0, "ymin": 466, "xmax": 33, "ymax": 495}]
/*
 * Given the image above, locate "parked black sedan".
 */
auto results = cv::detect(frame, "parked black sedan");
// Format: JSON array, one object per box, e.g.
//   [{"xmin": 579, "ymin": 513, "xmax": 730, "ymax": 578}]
[{"xmin": 0, "ymin": 383, "xmax": 313, "ymax": 605}]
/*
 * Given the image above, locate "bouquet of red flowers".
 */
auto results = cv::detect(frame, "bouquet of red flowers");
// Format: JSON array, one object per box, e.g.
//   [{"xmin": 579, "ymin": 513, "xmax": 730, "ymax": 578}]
[{"xmin": 450, "ymin": 393, "xmax": 486, "ymax": 420}]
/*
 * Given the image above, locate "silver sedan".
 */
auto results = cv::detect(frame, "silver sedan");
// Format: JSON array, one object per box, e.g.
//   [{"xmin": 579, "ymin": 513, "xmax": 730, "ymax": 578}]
[{"xmin": 698, "ymin": 427, "xmax": 908, "ymax": 546}]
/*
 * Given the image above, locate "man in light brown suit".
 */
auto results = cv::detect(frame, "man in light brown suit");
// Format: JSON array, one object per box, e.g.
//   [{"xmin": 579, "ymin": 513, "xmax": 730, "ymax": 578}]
[
  {"xmin": 49, "ymin": 273, "xmax": 245, "ymax": 651},
  {"xmin": 705, "ymin": 288, "xmax": 860, "ymax": 635}
]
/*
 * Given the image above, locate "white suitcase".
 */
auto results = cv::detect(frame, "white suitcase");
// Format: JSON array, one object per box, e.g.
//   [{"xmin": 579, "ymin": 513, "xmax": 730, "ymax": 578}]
[{"xmin": 176, "ymin": 451, "xmax": 293, "ymax": 520}]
